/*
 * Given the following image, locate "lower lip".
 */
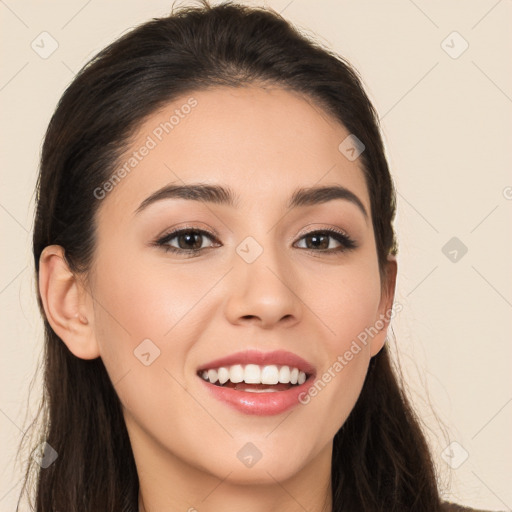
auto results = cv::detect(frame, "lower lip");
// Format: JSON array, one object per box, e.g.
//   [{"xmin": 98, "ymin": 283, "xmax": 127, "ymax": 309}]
[{"xmin": 197, "ymin": 377, "xmax": 316, "ymax": 416}]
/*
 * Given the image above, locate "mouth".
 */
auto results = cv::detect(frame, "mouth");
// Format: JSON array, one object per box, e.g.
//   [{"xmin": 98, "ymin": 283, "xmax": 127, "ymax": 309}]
[
  {"xmin": 196, "ymin": 349, "xmax": 316, "ymax": 393},
  {"xmin": 197, "ymin": 364, "xmax": 312, "ymax": 392}
]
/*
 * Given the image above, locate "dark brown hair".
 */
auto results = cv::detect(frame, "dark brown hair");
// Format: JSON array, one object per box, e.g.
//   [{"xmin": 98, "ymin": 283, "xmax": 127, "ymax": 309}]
[{"xmin": 18, "ymin": 1, "xmax": 443, "ymax": 510}]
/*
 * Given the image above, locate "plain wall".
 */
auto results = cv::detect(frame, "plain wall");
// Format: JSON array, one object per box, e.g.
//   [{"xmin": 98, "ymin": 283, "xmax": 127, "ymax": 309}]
[{"xmin": 1, "ymin": 0, "xmax": 511, "ymax": 510}]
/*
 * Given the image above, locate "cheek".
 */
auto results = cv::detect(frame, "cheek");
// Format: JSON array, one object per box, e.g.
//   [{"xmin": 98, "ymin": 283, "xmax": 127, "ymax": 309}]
[
  {"xmin": 90, "ymin": 256, "xmax": 206, "ymax": 429},
  {"xmin": 297, "ymin": 262, "xmax": 381, "ymax": 427},
  {"xmin": 88, "ymin": 254, "xmax": 230, "ymax": 474},
  {"xmin": 89, "ymin": 253, "xmax": 191, "ymax": 384},
  {"xmin": 90, "ymin": 249, "xmax": 224, "ymax": 406},
  {"xmin": 92, "ymin": 250, "xmax": 204, "ymax": 342},
  {"xmin": 311, "ymin": 261, "xmax": 382, "ymax": 353}
]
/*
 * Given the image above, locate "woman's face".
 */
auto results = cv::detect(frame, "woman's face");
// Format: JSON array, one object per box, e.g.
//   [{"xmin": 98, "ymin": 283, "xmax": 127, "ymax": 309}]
[{"xmin": 75, "ymin": 86, "xmax": 396, "ymax": 487}]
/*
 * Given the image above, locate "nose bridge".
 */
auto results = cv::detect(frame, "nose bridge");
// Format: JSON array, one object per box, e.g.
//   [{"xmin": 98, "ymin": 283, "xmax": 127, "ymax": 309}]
[
  {"xmin": 235, "ymin": 231, "xmax": 291, "ymax": 294},
  {"xmin": 225, "ymin": 230, "xmax": 301, "ymax": 326}
]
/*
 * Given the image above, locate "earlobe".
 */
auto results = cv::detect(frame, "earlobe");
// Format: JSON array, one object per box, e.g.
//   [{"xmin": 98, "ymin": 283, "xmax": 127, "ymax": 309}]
[
  {"xmin": 370, "ymin": 254, "xmax": 398, "ymax": 357},
  {"xmin": 38, "ymin": 245, "xmax": 100, "ymax": 360}
]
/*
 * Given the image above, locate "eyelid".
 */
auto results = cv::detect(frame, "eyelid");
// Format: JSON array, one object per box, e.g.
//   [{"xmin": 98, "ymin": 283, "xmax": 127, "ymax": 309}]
[
  {"xmin": 292, "ymin": 223, "xmax": 352, "ymax": 242},
  {"xmin": 155, "ymin": 227, "xmax": 220, "ymax": 250},
  {"xmin": 155, "ymin": 222, "xmax": 220, "ymax": 241}
]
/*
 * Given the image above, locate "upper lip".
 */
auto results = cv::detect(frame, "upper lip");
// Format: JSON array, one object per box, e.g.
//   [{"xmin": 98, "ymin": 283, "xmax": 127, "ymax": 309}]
[{"xmin": 197, "ymin": 349, "xmax": 316, "ymax": 376}]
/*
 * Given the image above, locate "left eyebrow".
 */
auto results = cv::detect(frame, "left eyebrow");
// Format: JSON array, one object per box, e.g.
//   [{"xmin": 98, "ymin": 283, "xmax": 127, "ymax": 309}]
[{"xmin": 134, "ymin": 182, "xmax": 369, "ymax": 220}]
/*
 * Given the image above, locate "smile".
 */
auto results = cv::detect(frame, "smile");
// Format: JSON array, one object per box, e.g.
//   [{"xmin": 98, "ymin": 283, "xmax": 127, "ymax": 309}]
[
  {"xmin": 198, "ymin": 364, "xmax": 308, "ymax": 391},
  {"xmin": 196, "ymin": 350, "xmax": 316, "ymax": 415}
]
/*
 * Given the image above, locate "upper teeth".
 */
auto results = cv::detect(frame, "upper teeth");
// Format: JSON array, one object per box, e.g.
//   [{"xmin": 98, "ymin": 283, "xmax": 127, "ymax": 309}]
[{"xmin": 200, "ymin": 364, "xmax": 307, "ymax": 385}]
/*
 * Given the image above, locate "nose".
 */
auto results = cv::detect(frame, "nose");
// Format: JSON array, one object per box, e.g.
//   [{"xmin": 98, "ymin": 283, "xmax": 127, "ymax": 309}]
[{"xmin": 223, "ymin": 237, "xmax": 303, "ymax": 329}]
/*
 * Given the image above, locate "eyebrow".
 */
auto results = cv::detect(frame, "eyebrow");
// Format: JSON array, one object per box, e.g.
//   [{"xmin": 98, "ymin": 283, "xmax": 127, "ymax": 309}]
[{"xmin": 134, "ymin": 183, "xmax": 368, "ymax": 219}]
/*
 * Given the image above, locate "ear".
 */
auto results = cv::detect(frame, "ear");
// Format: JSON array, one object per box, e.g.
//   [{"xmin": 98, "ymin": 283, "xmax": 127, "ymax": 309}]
[
  {"xmin": 369, "ymin": 254, "xmax": 398, "ymax": 357},
  {"xmin": 38, "ymin": 245, "xmax": 100, "ymax": 360}
]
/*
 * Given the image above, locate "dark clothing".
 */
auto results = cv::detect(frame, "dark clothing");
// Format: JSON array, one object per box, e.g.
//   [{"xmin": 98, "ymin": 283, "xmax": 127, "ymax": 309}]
[{"xmin": 441, "ymin": 501, "xmax": 503, "ymax": 512}]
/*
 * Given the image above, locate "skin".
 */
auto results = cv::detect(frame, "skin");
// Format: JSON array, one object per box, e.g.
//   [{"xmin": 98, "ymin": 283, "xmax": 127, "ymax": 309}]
[{"xmin": 38, "ymin": 85, "xmax": 397, "ymax": 512}]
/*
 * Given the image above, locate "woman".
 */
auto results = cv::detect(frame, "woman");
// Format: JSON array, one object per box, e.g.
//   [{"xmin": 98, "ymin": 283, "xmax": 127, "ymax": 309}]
[{"xmin": 17, "ymin": 1, "xmax": 496, "ymax": 510}]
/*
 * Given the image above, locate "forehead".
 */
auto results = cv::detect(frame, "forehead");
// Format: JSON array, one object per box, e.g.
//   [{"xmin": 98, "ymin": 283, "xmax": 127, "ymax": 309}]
[{"xmin": 96, "ymin": 85, "xmax": 370, "ymax": 224}]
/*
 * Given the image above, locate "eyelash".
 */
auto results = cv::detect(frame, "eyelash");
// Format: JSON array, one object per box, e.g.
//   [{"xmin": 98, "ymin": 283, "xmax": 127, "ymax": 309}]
[{"xmin": 154, "ymin": 226, "xmax": 357, "ymax": 257}]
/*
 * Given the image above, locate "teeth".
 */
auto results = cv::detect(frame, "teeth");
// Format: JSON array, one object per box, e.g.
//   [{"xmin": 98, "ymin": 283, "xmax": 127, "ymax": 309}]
[
  {"xmin": 199, "ymin": 364, "xmax": 308, "ymax": 386},
  {"xmin": 218, "ymin": 367, "xmax": 230, "ymax": 385},
  {"xmin": 261, "ymin": 365, "xmax": 279, "ymax": 385},
  {"xmin": 207, "ymin": 369, "xmax": 218, "ymax": 384},
  {"xmin": 243, "ymin": 388, "xmax": 280, "ymax": 393},
  {"xmin": 278, "ymin": 365, "xmax": 290, "ymax": 383},
  {"xmin": 229, "ymin": 364, "xmax": 244, "ymax": 383},
  {"xmin": 244, "ymin": 364, "xmax": 260, "ymax": 384}
]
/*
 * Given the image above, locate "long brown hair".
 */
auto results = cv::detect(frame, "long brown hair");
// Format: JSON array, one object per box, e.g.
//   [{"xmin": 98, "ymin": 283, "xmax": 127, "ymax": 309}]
[{"xmin": 18, "ymin": 1, "xmax": 443, "ymax": 510}]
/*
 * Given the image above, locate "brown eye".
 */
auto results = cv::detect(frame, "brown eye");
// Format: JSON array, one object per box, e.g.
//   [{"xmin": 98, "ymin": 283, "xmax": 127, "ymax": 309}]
[
  {"xmin": 303, "ymin": 233, "xmax": 332, "ymax": 250},
  {"xmin": 294, "ymin": 229, "xmax": 357, "ymax": 254},
  {"xmin": 174, "ymin": 232, "xmax": 206, "ymax": 250},
  {"xmin": 156, "ymin": 228, "xmax": 219, "ymax": 254}
]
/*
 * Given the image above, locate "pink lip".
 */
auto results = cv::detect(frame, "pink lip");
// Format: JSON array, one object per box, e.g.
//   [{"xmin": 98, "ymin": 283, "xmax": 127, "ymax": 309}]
[
  {"xmin": 196, "ymin": 349, "xmax": 316, "ymax": 416},
  {"xmin": 197, "ymin": 349, "xmax": 316, "ymax": 375},
  {"xmin": 198, "ymin": 376, "xmax": 316, "ymax": 416}
]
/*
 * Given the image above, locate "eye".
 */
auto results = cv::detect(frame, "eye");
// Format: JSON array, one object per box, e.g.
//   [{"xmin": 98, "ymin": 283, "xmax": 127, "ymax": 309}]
[
  {"xmin": 294, "ymin": 229, "xmax": 357, "ymax": 254},
  {"xmin": 155, "ymin": 227, "xmax": 219, "ymax": 255}
]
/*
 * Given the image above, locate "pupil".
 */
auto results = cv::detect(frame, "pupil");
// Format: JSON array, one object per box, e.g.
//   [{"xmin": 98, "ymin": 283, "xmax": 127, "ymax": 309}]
[
  {"xmin": 180, "ymin": 233, "xmax": 201, "ymax": 249},
  {"xmin": 309, "ymin": 234, "xmax": 328, "ymax": 250}
]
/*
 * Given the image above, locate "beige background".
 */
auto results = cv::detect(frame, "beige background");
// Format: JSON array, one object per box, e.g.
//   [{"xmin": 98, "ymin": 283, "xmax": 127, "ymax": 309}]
[{"xmin": 1, "ymin": 0, "xmax": 511, "ymax": 510}]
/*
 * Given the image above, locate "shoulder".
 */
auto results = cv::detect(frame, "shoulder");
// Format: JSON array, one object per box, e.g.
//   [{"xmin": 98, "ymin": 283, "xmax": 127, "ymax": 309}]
[{"xmin": 441, "ymin": 501, "xmax": 503, "ymax": 512}]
